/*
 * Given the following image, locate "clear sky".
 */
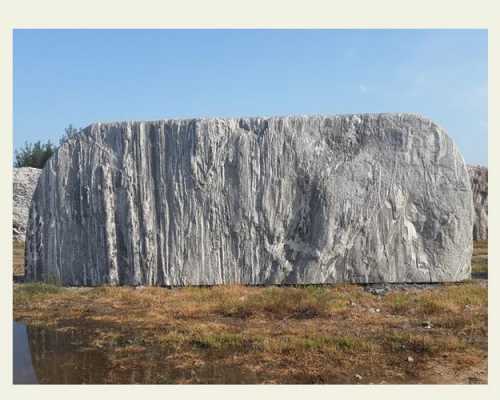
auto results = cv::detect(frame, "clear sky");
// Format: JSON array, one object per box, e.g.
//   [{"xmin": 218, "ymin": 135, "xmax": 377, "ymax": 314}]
[{"xmin": 14, "ymin": 29, "xmax": 487, "ymax": 165}]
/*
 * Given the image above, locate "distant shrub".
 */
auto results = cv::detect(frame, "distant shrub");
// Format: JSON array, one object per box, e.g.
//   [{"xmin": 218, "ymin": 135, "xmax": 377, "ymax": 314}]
[
  {"xmin": 14, "ymin": 140, "xmax": 56, "ymax": 169},
  {"xmin": 14, "ymin": 124, "xmax": 81, "ymax": 169},
  {"xmin": 58, "ymin": 124, "xmax": 80, "ymax": 146}
]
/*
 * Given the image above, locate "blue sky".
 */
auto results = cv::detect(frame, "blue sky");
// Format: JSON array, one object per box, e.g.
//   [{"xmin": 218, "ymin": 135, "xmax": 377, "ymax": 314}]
[{"xmin": 14, "ymin": 29, "xmax": 487, "ymax": 165}]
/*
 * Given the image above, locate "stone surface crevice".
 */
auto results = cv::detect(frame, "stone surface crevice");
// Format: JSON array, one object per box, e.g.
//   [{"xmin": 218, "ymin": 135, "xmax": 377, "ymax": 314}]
[{"xmin": 25, "ymin": 114, "xmax": 474, "ymax": 285}]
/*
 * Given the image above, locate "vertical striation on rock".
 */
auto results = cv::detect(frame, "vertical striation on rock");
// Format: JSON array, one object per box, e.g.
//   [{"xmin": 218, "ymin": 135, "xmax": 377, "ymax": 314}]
[
  {"xmin": 467, "ymin": 165, "xmax": 488, "ymax": 240},
  {"xmin": 13, "ymin": 167, "xmax": 42, "ymax": 241},
  {"xmin": 26, "ymin": 113, "xmax": 473, "ymax": 285}
]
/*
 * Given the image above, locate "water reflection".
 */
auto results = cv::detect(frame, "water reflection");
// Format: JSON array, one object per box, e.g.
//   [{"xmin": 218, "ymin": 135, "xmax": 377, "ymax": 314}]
[
  {"xmin": 14, "ymin": 321, "xmax": 110, "ymax": 384},
  {"xmin": 13, "ymin": 320, "xmax": 260, "ymax": 384},
  {"xmin": 13, "ymin": 321, "xmax": 37, "ymax": 384},
  {"xmin": 28, "ymin": 325, "xmax": 110, "ymax": 384}
]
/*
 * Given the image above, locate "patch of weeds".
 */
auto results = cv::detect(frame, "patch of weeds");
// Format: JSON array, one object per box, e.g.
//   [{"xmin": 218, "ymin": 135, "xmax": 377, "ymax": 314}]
[
  {"xmin": 418, "ymin": 298, "xmax": 452, "ymax": 315},
  {"xmin": 82, "ymin": 286, "xmax": 114, "ymax": 299},
  {"xmin": 212, "ymin": 286, "xmax": 334, "ymax": 319},
  {"xmin": 215, "ymin": 297, "xmax": 254, "ymax": 319},
  {"xmin": 300, "ymin": 337, "xmax": 328, "ymax": 351},
  {"xmin": 435, "ymin": 315, "xmax": 468, "ymax": 330},
  {"xmin": 181, "ymin": 286, "xmax": 219, "ymax": 302},
  {"xmin": 157, "ymin": 331, "xmax": 187, "ymax": 350},
  {"xmin": 471, "ymin": 257, "xmax": 488, "ymax": 273},
  {"xmin": 438, "ymin": 285, "xmax": 487, "ymax": 308},
  {"xmin": 333, "ymin": 336, "xmax": 356, "ymax": 351},
  {"xmin": 258, "ymin": 287, "xmax": 332, "ymax": 319},
  {"xmin": 191, "ymin": 332, "xmax": 251, "ymax": 352},
  {"xmin": 15, "ymin": 283, "xmax": 65, "ymax": 302},
  {"xmin": 462, "ymin": 287, "xmax": 488, "ymax": 307},
  {"xmin": 387, "ymin": 293, "xmax": 413, "ymax": 315},
  {"xmin": 287, "ymin": 335, "xmax": 351, "ymax": 352},
  {"xmin": 267, "ymin": 334, "xmax": 373, "ymax": 356},
  {"xmin": 384, "ymin": 331, "xmax": 466, "ymax": 355}
]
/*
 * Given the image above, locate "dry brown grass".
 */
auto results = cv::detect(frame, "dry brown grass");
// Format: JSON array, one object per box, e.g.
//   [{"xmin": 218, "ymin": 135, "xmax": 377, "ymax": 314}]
[
  {"xmin": 14, "ymin": 281, "xmax": 487, "ymax": 384},
  {"xmin": 473, "ymin": 240, "xmax": 488, "ymax": 256},
  {"xmin": 13, "ymin": 241, "xmax": 25, "ymax": 276},
  {"xmin": 472, "ymin": 240, "xmax": 488, "ymax": 274},
  {"xmin": 12, "ymin": 240, "xmax": 488, "ymax": 383}
]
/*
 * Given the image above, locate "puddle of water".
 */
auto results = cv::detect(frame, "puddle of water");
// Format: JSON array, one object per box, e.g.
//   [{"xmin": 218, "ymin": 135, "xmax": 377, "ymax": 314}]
[
  {"xmin": 13, "ymin": 320, "xmax": 260, "ymax": 384},
  {"xmin": 14, "ymin": 321, "xmax": 110, "ymax": 384},
  {"xmin": 13, "ymin": 321, "xmax": 37, "ymax": 384}
]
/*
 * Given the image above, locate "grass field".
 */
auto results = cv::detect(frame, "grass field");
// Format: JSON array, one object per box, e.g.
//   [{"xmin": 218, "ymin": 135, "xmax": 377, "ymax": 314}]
[{"xmin": 13, "ymin": 241, "xmax": 488, "ymax": 384}]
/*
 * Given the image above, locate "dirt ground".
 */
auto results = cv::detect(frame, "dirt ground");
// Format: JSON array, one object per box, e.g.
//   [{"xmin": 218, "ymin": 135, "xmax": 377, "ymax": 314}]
[{"xmin": 13, "ymin": 241, "xmax": 487, "ymax": 384}]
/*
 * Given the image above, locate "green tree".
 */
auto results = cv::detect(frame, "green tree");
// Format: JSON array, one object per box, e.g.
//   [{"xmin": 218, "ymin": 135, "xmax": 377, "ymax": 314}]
[
  {"xmin": 14, "ymin": 140, "xmax": 55, "ymax": 169},
  {"xmin": 14, "ymin": 124, "xmax": 82, "ymax": 169},
  {"xmin": 59, "ymin": 124, "xmax": 80, "ymax": 145}
]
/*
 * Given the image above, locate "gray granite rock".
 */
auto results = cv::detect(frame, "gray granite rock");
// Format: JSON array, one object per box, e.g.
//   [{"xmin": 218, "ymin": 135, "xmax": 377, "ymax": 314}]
[
  {"xmin": 13, "ymin": 167, "xmax": 42, "ymax": 241},
  {"xmin": 26, "ymin": 114, "xmax": 473, "ymax": 285},
  {"xmin": 467, "ymin": 165, "xmax": 488, "ymax": 240}
]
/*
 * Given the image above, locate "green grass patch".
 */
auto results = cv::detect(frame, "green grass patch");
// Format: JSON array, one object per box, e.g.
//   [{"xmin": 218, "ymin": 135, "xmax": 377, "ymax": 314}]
[
  {"xmin": 191, "ymin": 332, "xmax": 253, "ymax": 352},
  {"xmin": 15, "ymin": 282, "xmax": 64, "ymax": 296}
]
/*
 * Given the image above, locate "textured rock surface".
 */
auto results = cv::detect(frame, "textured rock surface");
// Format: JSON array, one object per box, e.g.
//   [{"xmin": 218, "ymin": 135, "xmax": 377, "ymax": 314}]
[
  {"xmin": 13, "ymin": 167, "xmax": 42, "ymax": 241},
  {"xmin": 26, "ymin": 114, "xmax": 473, "ymax": 285},
  {"xmin": 467, "ymin": 165, "xmax": 488, "ymax": 240}
]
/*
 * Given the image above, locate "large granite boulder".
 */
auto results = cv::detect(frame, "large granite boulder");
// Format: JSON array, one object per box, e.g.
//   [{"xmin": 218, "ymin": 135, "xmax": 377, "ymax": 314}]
[
  {"xmin": 13, "ymin": 167, "xmax": 42, "ymax": 241},
  {"xmin": 26, "ymin": 114, "xmax": 473, "ymax": 286},
  {"xmin": 467, "ymin": 165, "xmax": 488, "ymax": 240}
]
